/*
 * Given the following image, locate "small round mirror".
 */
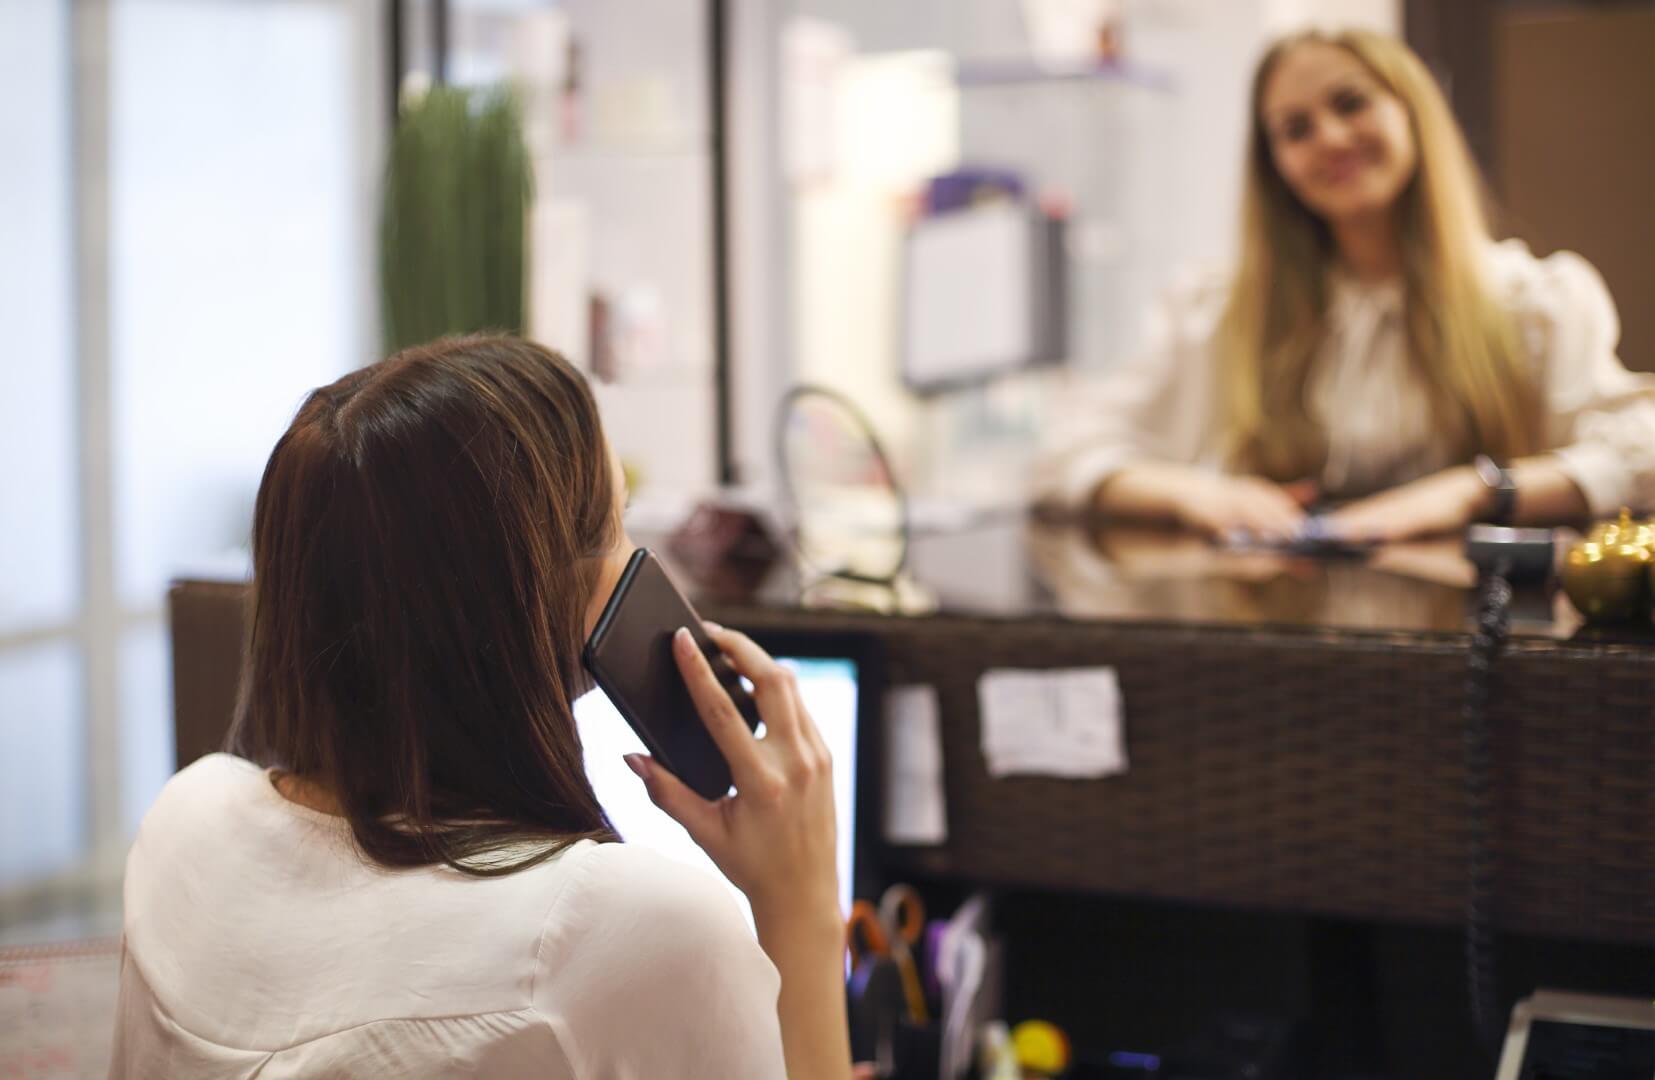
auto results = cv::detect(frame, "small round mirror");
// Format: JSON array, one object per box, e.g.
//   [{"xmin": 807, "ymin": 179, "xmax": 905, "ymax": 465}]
[{"xmin": 775, "ymin": 385, "xmax": 908, "ymax": 585}]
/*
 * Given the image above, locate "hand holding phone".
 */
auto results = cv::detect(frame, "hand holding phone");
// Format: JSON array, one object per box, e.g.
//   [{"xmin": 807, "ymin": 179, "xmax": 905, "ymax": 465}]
[
  {"xmin": 638, "ymin": 624, "xmax": 850, "ymax": 1080},
  {"xmin": 584, "ymin": 549, "xmax": 842, "ymax": 938},
  {"xmin": 582, "ymin": 548, "xmax": 759, "ymax": 799}
]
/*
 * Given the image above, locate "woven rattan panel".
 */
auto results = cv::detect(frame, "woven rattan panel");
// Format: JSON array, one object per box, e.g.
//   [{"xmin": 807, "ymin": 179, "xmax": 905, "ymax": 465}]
[{"xmin": 711, "ymin": 606, "xmax": 1655, "ymax": 946}]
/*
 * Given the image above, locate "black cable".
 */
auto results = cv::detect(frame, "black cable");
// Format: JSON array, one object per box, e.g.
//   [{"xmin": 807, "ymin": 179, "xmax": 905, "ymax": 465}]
[
  {"xmin": 708, "ymin": 0, "xmax": 735, "ymax": 486},
  {"xmin": 432, "ymin": 0, "xmax": 449, "ymax": 86},
  {"xmin": 1462, "ymin": 557, "xmax": 1512, "ymax": 1058},
  {"xmin": 772, "ymin": 384, "xmax": 911, "ymax": 586},
  {"xmin": 387, "ymin": 0, "xmax": 405, "ymax": 128}
]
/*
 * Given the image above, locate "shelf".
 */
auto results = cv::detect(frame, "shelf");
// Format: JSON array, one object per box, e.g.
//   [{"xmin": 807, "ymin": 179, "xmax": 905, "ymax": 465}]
[
  {"xmin": 543, "ymin": 142, "xmax": 711, "ymax": 162},
  {"xmin": 956, "ymin": 57, "xmax": 1176, "ymax": 93}
]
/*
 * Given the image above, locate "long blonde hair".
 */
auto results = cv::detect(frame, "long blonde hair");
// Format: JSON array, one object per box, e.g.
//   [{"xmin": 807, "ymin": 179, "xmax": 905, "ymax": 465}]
[{"xmin": 1218, "ymin": 29, "xmax": 1539, "ymax": 484}]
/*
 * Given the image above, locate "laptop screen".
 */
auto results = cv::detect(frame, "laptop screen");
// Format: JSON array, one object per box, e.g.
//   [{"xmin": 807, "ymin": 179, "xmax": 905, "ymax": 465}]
[
  {"xmin": 1497, "ymin": 992, "xmax": 1655, "ymax": 1080},
  {"xmin": 575, "ymin": 654, "xmax": 862, "ymax": 930},
  {"xmin": 1514, "ymin": 1019, "xmax": 1655, "ymax": 1079}
]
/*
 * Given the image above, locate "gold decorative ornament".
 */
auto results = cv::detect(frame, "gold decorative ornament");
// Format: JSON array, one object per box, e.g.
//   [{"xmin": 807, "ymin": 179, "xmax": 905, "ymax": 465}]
[{"xmin": 1561, "ymin": 509, "xmax": 1653, "ymax": 622}]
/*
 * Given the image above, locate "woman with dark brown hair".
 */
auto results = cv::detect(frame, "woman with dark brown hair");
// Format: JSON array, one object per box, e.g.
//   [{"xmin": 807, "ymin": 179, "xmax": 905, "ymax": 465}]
[{"xmin": 110, "ymin": 336, "xmax": 853, "ymax": 1078}]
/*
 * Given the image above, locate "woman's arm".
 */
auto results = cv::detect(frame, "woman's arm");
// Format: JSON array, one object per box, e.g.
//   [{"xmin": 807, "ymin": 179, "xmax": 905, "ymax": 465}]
[
  {"xmin": 1509, "ymin": 457, "xmax": 1592, "ymax": 523},
  {"xmin": 1036, "ymin": 273, "xmax": 1317, "ymax": 538},
  {"xmin": 636, "ymin": 626, "xmax": 852, "ymax": 1080},
  {"xmin": 1034, "ymin": 274, "xmax": 1227, "ymax": 511},
  {"xmin": 1529, "ymin": 251, "xmax": 1655, "ymax": 518},
  {"xmin": 1323, "ymin": 457, "xmax": 1589, "ymax": 542},
  {"xmin": 1094, "ymin": 462, "xmax": 1315, "ymax": 539},
  {"xmin": 1328, "ymin": 252, "xmax": 1648, "ymax": 542},
  {"xmin": 751, "ymin": 901, "xmax": 852, "ymax": 1080}
]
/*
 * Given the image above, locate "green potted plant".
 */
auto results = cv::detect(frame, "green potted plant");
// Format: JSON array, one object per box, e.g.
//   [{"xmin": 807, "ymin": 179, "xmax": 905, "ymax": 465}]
[{"xmin": 380, "ymin": 85, "xmax": 532, "ymax": 352}]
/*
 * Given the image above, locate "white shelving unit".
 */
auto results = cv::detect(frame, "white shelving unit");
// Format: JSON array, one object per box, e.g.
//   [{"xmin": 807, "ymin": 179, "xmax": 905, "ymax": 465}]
[{"xmin": 446, "ymin": 0, "xmax": 723, "ymax": 495}]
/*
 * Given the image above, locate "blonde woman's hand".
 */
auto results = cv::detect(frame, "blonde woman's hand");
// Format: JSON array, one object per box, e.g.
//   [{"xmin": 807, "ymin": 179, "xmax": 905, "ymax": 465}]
[{"xmin": 1176, "ymin": 473, "xmax": 1316, "ymax": 541}]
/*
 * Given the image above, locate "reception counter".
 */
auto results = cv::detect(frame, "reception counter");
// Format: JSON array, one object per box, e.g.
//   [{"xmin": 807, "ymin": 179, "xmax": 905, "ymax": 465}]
[
  {"xmin": 169, "ymin": 517, "xmax": 1655, "ymax": 946},
  {"xmin": 704, "ymin": 518, "xmax": 1654, "ymax": 946}
]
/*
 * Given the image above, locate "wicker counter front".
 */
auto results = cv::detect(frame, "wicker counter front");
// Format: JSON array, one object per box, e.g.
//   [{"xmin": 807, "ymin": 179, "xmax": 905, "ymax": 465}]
[
  {"xmin": 169, "ymin": 538, "xmax": 1655, "ymax": 948},
  {"xmin": 706, "ymin": 603, "xmax": 1655, "ymax": 947}
]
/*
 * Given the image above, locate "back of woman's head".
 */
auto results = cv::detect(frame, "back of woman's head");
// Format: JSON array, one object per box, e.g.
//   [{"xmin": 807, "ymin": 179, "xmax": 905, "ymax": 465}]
[
  {"xmin": 230, "ymin": 335, "xmax": 617, "ymax": 874},
  {"xmin": 1221, "ymin": 28, "xmax": 1537, "ymax": 483}
]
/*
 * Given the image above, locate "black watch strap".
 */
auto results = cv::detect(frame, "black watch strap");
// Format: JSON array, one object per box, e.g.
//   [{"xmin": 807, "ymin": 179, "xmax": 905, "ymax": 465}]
[{"xmin": 1473, "ymin": 454, "xmax": 1517, "ymax": 525}]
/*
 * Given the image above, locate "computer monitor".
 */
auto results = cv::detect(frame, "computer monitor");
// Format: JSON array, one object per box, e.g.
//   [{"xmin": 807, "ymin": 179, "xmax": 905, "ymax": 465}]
[
  {"xmin": 900, "ymin": 200, "xmax": 1067, "ymax": 393},
  {"xmin": 1494, "ymin": 990, "xmax": 1655, "ymax": 1080},
  {"xmin": 575, "ymin": 632, "xmax": 877, "ymax": 931}
]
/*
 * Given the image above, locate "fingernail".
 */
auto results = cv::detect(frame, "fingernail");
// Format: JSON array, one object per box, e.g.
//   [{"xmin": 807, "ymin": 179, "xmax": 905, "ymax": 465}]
[
  {"xmin": 703, "ymin": 620, "xmax": 723, "ymax": 633},
  {"xmin": 623, "ymin": 754, "xmax": 651, "ymax": 782},
  {"xmin": 673, "ymin": 626, "xmax": 692, "ymax": 653}
]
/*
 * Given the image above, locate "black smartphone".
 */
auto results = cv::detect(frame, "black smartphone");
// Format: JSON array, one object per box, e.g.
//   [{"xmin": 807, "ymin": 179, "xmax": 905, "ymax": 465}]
[{"xmin": 582, "ymin": 548, "xmax": 760, "ymax": 800}]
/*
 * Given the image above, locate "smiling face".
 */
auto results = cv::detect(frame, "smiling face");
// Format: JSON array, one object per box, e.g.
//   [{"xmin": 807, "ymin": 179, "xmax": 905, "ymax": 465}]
[{"xmin": 1260, "ymin": 41, "xmax": 1418, "ymax": 226}]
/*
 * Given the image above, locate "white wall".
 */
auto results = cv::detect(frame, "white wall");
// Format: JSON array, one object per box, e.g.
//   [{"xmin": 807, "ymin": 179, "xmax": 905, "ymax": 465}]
[
  {"xmin": 728, "ymin": 0, "xmax": 1402, "ymax": 498},
  {"xmin": 500, "ymin": 0, "xmax": 720, "ymax": 497},
  {"xmin": 1263, "ymin": 0, "xmax": 1400, "ymax": 37}
]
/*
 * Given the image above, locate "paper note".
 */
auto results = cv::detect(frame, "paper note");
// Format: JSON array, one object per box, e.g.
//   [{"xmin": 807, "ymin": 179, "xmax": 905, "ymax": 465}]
[
  {"xmin": 884, "ymin": 684, "xmax": 948, "ymax": 844},
  {"xmin": 978, "ymin": 666, "xmax": 1127, "ymax": 779}
]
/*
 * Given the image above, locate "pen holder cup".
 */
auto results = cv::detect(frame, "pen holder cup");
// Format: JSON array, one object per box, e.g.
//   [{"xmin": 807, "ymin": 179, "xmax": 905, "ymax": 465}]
[{"xmin": 889, "ymin": 1018, "xmax": 941, "ymax": 1080}]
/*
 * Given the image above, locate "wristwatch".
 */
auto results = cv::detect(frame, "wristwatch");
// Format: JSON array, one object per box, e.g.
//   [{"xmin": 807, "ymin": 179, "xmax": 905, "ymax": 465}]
[{"xmin": 1472, "ymin": 454, "xmax": 1517, "ymax": 526}]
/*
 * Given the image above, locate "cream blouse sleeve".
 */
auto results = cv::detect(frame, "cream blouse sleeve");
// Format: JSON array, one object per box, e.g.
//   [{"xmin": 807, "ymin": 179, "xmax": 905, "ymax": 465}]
[
  {"xmin": 533, "ymin": 843, "xmax": 788, "ymax": 1079},
  {"xmin": 1033, "ymin": 270, "xmax": 1229, "ymax": 510},
  {"xmin": 1523, "ymin": 250, "xmax": 1655, "ymax": 517}
]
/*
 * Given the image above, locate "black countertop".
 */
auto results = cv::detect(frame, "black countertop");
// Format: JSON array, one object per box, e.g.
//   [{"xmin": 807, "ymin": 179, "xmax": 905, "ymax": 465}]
[{"xmin": 666, "ymin": 515, "xmax": 1639, "ymax": 645}]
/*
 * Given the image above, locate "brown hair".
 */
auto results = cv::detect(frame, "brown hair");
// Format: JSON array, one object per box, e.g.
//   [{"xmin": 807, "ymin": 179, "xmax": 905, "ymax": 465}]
[
  {"xmin": 1218, "ymin": 29, "xmax": 1539, "ymax": 484},
  {"xmin": 229, "ymin": 335, "xmax": 619, "ymax": 875}
]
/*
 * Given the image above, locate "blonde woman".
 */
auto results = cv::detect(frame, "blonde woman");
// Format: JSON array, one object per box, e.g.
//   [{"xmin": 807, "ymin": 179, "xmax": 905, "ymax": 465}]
[{"xmin": 1038, "ymin": 29, "xmax": 1655, "ymax": 542}]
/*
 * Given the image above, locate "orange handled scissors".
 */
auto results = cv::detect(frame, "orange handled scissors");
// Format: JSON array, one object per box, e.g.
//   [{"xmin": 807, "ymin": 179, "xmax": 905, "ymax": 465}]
[{"xmin": 846, "ymin": 885, "xmax": 929, "ymax": 1023}]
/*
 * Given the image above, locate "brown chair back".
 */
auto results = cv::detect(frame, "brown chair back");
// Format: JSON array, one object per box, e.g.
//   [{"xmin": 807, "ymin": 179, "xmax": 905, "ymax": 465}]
[{"xmin": 167, "ymin": 580, "xmax": 251, "ymax": 769}]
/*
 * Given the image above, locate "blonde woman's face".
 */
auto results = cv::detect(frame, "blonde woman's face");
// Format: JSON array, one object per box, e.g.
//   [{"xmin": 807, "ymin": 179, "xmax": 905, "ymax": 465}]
[{"xmin": 1260, "ymin": 43, "xmax": 1417, "ymax": 225}]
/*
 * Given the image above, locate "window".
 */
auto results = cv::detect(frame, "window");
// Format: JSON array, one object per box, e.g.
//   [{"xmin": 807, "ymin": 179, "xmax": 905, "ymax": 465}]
[{"xmin": 0, "ymin": 0, "xmax": 377, "ymax": 899}]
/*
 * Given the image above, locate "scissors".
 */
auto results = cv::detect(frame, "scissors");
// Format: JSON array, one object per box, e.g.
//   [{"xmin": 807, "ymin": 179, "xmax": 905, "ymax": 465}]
[{"xmin": 846, "ymin": 884, "xmax": 929, "ymax": 1023}]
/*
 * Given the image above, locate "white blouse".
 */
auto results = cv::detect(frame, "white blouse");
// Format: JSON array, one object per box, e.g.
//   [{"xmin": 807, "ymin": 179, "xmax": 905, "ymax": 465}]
[
  {"xmin": 109, "ymin": 754, "xmax": 787, "ymax": 1079},
  {"xmin": 1036, "ymin": 240, "xmax": 1655, "ymax": 517}
]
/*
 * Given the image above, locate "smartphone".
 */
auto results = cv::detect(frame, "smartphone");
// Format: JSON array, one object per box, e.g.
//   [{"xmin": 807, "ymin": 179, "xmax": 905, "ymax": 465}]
[
  {"xmin": 1222, "ymin": 517, "xmax": 1376, "ymax": 559},
  {"xmin": 582, "ymin": 548, "xmax": 760, "ymax": 800}
]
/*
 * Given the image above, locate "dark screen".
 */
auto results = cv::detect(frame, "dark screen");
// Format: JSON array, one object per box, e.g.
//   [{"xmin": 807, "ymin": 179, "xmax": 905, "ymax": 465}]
[{"xmin": 1519, "ymin": 1019, "xmax": 1655, "ymax": 1080}]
